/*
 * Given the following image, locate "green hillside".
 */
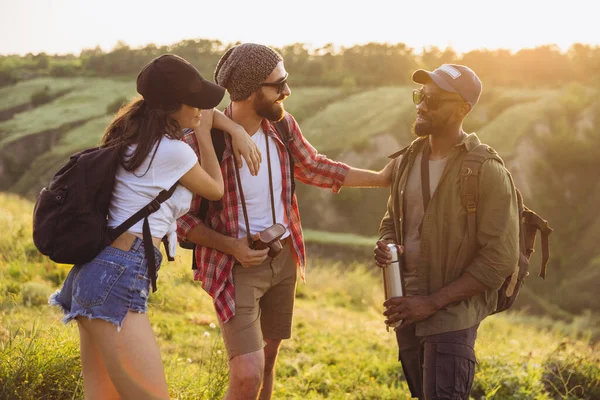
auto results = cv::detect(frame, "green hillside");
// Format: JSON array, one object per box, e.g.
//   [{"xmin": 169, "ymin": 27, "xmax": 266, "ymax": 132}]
[
  {"xmin": 299, "ymin": 86, "xmax": 412, "ymax": 152},
  {"xmin": 0, "ymin": 77, "xmax": 564, "ymax": 194},
  {"xmin": 477, "ymin": 93, "xmax": 553, "ymax": 152},
  {"xmin": 0, "ymin": 78, "xmax": 134, "ymax": 147},
  {"xmin": 0, "ymin": 78, "xmax": 363, "ymax": 195}
]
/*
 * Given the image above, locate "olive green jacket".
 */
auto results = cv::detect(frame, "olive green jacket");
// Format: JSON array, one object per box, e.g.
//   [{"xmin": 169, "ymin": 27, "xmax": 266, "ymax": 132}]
[{"xmin": 379, "ymin": 133, "xmax": 519, "ymax": 336}]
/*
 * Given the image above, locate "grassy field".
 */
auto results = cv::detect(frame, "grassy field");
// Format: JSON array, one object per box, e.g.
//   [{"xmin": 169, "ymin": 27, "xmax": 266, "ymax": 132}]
[{"xmin": 1, "ymin": 192, "xmax": 599, "ymax": 400}]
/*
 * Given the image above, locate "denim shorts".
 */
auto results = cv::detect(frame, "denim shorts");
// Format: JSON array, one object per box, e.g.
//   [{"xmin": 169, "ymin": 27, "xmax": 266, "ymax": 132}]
[{"xmin": 49, "ymin": 237, "xmax": 162, "ymax": 331}]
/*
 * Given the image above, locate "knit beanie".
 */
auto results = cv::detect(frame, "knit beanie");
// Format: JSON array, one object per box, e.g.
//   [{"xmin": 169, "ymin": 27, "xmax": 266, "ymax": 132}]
[{"xmin": 214, "ymin": 43, "xmax": 283, "ymax": 101}]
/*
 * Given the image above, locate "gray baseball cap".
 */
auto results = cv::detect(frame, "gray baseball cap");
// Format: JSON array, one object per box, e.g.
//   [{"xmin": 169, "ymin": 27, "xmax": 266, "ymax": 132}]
[{"xmin": 412, "ymin": 64, "xmax": 482, "ymax": 108}]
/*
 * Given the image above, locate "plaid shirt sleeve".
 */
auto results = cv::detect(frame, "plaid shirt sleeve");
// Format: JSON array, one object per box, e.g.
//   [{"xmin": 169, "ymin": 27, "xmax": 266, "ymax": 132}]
[
  {"xmin": 176, "ymin": 129, "xmax": 204, "ymax": 242},
  {"xmin": 285, "ymin": 113, "xmax": 350, "ymax": 192}
]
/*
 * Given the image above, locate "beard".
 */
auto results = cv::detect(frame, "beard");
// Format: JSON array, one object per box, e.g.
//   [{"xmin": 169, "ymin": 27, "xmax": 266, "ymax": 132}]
[
  {"xmin": 254, "ymin": 90, "xmax": 286, "ymax": 122},
  {"xmin": 412, "ymin": 119, "xmax": 432, "ymax": 137},
  {"xmin": 412, "ymin": 112, "xmax": 454, "ymax": 137}
]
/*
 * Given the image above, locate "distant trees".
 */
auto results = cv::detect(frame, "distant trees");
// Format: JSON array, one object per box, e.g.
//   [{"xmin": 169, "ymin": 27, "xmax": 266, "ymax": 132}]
[{"xmin": 2, "ymin": 39, "xmax": 600, "ymax": 89}]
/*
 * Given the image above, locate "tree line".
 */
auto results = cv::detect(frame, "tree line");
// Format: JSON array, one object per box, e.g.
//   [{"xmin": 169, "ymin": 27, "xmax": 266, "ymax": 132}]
[{"xmin": 1, "ymin": 39, "xmax": 600, "ymax": 88}]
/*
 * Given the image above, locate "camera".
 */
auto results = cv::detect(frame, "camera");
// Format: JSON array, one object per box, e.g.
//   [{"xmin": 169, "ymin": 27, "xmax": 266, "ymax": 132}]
[{"xmin": 252, "ymin": 223, "xmax": 286, "ymax": 258}]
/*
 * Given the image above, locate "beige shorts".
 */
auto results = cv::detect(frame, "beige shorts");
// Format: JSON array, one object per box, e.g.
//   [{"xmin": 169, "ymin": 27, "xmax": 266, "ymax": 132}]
[{"xmin": 219, "ymin": 239, "xmax": 298, "ymax": 359}]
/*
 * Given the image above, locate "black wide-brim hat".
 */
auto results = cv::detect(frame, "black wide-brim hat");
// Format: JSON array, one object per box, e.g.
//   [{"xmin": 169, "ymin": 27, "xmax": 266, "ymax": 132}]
[{"xmin": 137, "ymin": 54, "xmax": 225, "ymax": 109}]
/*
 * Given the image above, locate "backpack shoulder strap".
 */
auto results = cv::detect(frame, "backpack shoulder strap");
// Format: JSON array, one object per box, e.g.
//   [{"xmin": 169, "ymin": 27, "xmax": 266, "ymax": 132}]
[
  {"xmin": 196, "ymin": 129, "xmax": 227, "ymax": 221},
  {"xmin": 461, "ymin": 144, "xmax": 504, "ymax": 244},
  {"xmin": 273, "ymin": 118, "xmax": 296, "ymax": 196},
  {"xmin": 108, "ymin": 180, "xmax": 179, "ymax": 292},
  {"xmin": 210, "ymin": 128, "xmax": 227, "ymax": 161},
  {"xmin": 109, "ymin": 181, "xmax": 179, "ymax": 241},
  {"xmin": 522, "ymin": 205, "xmax": 553, "ymax": 278}
]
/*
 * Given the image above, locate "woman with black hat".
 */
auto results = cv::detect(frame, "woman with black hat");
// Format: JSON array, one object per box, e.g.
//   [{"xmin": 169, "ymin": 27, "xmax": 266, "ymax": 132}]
[{"xmin": 49, "ymin": 54, "xmax": 260, "ymax": 399}]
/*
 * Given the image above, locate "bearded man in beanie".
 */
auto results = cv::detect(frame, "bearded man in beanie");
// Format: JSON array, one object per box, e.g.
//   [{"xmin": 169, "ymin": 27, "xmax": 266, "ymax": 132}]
[
  {"xmin": 177, "ymin": 43, "xmax": 393, "ymax": 400},
  {"xmin": 374, "ymin": 65, "xmax": 519, "ymax": 399}
]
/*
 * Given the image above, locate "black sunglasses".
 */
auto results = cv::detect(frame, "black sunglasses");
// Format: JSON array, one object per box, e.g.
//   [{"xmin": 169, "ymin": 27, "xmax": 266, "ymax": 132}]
[
  {"xmin": 412, "ymin": 90, "xmax": 463, "ymax": 111},
  {"xmin": 260, "ymin": 73, "xmax": 289, "ymax": 94}
]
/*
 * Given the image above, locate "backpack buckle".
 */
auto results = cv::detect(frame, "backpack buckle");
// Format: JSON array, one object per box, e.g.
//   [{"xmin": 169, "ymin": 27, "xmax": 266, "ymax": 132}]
[
  {"xmin": 464, "ymin": 194, "xmax": 477, "ymax": 212},
  {"xmin": 148, "ymin": 199, "xmax": 161, "ymax": 213}
]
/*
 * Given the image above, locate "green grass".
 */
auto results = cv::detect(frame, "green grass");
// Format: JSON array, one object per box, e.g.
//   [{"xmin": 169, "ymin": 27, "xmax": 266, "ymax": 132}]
[{"xmin": 1, "ymin": 192, "xmax": 600, "ymax": 399}]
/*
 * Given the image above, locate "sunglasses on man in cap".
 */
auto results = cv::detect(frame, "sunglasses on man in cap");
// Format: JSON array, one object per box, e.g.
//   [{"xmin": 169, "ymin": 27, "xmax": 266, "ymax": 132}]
[{"xmin": 412, "ymin": 90, "xmax": 465, "ymax": 111}]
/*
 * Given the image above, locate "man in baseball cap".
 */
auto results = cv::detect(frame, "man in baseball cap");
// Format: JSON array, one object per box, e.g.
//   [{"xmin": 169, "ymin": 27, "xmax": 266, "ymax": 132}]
[
  {"xmin": 412, "ymin": 64, "xmax": 482, "ymax": 108},
  {"xmin": 406, "ymin": 64, "xmax": 483, "ymax": 138},
  {"xmin": 177, "ymin": 43, "xmax": 395, "ymax": 399},
  {"xmin": 374, "ymin": 64, "xmax": 519, "ymax": 399}
]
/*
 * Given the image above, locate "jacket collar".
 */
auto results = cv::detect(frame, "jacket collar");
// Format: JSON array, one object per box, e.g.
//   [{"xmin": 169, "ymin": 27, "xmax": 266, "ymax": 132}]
[{"xmin": 387, "ymin": 132, "xmax": 482, "ymax": 159}]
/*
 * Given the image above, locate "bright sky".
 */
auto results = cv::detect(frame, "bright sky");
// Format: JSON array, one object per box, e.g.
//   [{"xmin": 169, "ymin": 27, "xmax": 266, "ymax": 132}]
[{"xmin": 1, "ymin": 0, "xmax": 597, "ymax": 56}]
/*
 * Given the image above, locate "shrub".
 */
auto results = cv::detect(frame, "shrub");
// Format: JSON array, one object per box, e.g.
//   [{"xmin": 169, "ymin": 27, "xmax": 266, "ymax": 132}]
[
  {"xmin": 30, "ymin": 86, "xmax": 51, "ymax": 106},
  {"xmin": 21, "ymin": 282, "xmax": 53, "ymax": 307},
  {"xmin": 49, "ymin": 63, "xmax": 79, "ymax": 77},
  {"xmin": 542, "ymin": 341, "xmax": 600, "ymax": 399},
  {"xmin": 1, "ymin": 282, "xmax": 20, "ymax": 296}
]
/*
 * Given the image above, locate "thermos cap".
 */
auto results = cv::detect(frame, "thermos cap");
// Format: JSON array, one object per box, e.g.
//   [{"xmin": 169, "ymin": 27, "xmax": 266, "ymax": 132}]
[{"xmin": 386, "ymin": 243, "xmax": 399, "ymax": 263}]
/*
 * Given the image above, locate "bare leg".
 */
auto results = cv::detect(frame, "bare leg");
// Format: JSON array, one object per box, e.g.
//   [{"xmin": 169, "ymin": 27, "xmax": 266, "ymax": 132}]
[
  {"xmin": 77, "ymin": 323, "xmax": 120, "ymax": 400},
  {"xmin": 225, "ymin": 349, "xmax": 265, "ymax": 400},
  {"xmin": 77, "ymin": 312, "xmax": 170, "ymax": 400},
  {"xmin": 259, "ymin": 339, "xmax": 282, "ymax": 400}
]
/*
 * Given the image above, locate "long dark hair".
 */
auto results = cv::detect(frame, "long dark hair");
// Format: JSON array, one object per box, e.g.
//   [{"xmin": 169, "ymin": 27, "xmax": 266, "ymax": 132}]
[{"xmin": 101, "ymin": 96, "xmax": 183, "ymax": 173}]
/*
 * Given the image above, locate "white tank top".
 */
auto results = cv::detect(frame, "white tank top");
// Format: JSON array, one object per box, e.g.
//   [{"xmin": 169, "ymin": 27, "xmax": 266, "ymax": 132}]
[{"xmin": 107, "ymin": 136, "xmax": 197, "ymax": 254}]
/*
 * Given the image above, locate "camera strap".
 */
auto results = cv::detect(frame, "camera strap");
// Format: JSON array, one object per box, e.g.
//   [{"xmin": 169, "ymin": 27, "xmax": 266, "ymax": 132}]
[{"xmin": 234, "ymin": 129, "xmax": 277, "ymax": 247}]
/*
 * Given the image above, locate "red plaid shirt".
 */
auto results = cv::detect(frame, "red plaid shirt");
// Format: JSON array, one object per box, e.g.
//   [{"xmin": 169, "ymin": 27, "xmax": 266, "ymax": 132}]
[{"xmin": 176, "ymin": 109, "xmax": 349, "ymax": 322}]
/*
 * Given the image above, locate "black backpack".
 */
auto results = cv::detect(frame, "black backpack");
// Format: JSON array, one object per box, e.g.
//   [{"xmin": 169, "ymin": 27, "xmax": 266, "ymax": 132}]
[
  {"xmin": 33, "ymin": 145, "xmax": 177, "ymax": 292},
  {"xmin": 181, "ymin": 120, "xmax": 294, "ymax": 269}
]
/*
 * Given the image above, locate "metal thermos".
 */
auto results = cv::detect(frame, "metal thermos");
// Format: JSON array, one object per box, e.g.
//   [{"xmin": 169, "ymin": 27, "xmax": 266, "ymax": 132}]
[{"xmin": 382, "ymin": 243, "xmax": 404, "ymax": 329}]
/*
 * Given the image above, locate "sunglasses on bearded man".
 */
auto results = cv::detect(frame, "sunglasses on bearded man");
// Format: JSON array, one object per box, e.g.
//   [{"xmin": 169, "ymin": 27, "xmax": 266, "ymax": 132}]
[
  {"xmin": 412, "ymin": 89, "xmax": 465, "ymax": 111},
  {"xmin": 260, "ymin": 73, "xmax": 289, "ymax": 94}
]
